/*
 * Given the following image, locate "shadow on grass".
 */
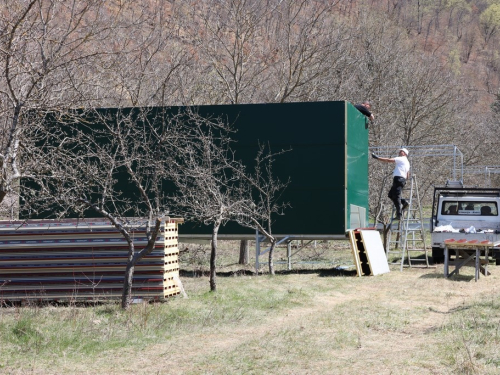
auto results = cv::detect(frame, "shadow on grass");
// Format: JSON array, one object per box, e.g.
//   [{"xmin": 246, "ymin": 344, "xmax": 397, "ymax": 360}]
[
  {"xmin": 419, "ymin": 272, "xmax": 475, "ymax": 282},
  {"xmin": 389, "ymin": 254, "xmax": 440, "ymax": 271},
  {"xmin": 180, "ymin": 268, "xmax": 358, "ymax": 278}
]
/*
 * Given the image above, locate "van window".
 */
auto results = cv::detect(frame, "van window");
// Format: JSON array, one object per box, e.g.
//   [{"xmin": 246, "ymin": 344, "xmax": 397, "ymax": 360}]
[
  {"xmin": 441, "ymin": 201, "xmax": 498, "ymax": 216},
  {"xmin": 442, "ymin": 202, "xmax": 458, "ymax": 215}
]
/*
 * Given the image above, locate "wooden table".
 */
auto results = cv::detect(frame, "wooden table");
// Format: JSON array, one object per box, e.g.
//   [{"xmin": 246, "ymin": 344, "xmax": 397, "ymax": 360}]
[{"xmin": 444, "ymin": 239, "xmax": 500, "ymax": 281}]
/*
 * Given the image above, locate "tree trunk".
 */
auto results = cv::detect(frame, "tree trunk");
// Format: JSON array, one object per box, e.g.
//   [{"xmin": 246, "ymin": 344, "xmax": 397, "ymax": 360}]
[
  {"xmin": 210, "ymin": 224, "xmax": 220, "ymax": 291},
  {"xmin": 383, "ymin": 224, "xmax": 390, "ymax": 250},
  {"xmin": 119, "ymin": 219, "xmax": 161, "ymax": 308},
  {"xmin": 121, "ymin": 262, "xmax": 135, "ymax": 309},
  {"xmin": 268, "ymin": 241, "xmax": 276, "ymax": 275},
  {"xmin": 238, "ymin": 239, "xmax": 249, "ymax": 265}
]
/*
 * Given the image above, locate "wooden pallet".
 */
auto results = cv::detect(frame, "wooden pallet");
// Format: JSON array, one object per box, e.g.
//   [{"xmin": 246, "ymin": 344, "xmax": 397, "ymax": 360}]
[{"xmin": 348, "ymin": 229, "xmax": 390, "ymax": 277}]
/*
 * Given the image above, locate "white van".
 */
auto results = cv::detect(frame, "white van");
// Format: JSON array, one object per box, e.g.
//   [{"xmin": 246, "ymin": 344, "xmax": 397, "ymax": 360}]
[{"xmin": 431, "ymin": 188, "xmax": 500, "ymax": 263}]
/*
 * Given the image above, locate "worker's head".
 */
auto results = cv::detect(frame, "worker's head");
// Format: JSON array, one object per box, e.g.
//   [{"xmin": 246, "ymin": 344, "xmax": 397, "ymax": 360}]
[
  {"xmin": 399, "ymin": 148, "xmax": 409, "ymax": 156},
  {"xmin": 362, "ymin": 101, "xmax": 371, "ymax": 109}
]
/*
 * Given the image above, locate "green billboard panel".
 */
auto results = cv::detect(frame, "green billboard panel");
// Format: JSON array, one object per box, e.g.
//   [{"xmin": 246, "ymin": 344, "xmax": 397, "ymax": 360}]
[
  {"xmin": 186, "ymin": 101, "xmax": 368, "ymax": 235},
  {"xmin": 22, "ymin": 101, "xmax": 368, "ymax": 236}
]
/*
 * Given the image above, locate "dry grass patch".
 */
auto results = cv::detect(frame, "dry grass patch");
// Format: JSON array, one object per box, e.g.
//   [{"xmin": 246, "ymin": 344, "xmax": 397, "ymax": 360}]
[{"xmin": 1, "ymin": 241, "xmax": 500, "ymax": 374}]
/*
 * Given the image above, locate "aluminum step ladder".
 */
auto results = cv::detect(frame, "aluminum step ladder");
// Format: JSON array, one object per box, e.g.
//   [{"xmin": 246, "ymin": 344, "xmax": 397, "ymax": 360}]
[{"xmin": 386, "ymin": 174, "xmax": 430, "ymax": 270}]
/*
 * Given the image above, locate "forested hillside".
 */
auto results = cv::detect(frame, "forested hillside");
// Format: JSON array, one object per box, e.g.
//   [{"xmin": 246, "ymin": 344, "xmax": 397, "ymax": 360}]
[
  {"xmin": 1, "ymin": 0, "xmax": 500, "ymax": 220},
  {"xmin": 366, "ymin": 0, "xmax": 500, "ymax": 159}
]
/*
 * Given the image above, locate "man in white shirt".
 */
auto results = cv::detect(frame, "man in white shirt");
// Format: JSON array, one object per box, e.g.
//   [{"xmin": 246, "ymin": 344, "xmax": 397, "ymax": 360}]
[{"xmin": 372, "ymin": 148, "xmax": 410, "ymax": 220}]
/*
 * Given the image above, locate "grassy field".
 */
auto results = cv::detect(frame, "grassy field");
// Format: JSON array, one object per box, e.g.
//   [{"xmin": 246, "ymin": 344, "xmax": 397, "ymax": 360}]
[{"xmin": 1, "ymin": 240, "xmax": 500, "ymax": 374}]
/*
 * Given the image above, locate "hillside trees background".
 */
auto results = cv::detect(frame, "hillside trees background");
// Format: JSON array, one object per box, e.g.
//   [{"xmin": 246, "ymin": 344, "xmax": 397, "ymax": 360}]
[{"xmin": 1, "ymin": 0, "xmax": 500, "ymax": 225}]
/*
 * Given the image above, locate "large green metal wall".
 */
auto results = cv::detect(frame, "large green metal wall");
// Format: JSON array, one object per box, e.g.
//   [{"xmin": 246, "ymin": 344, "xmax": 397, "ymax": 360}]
[
  {"xmin": 186, "ymin": 101, "xmax": 368, "ymax": 235},
  {"xmin": 23, "ymin": 101, "xmax": 368, "ymax": 236}
]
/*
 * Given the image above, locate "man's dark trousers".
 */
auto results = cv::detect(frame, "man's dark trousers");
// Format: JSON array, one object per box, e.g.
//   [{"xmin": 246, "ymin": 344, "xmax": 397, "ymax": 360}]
[{"xmin": 388, "ymin": 176, "xmax": 408, "ymax": 217}]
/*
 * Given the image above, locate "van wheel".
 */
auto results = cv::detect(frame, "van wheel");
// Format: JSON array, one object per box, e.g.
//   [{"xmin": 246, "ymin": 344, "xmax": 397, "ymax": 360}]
[{"xmin": 432, "ymin": 247, "xmax": 444, "ymax": 264}]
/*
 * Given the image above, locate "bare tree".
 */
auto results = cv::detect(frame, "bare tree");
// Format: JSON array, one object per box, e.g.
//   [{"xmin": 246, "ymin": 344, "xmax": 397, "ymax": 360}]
[
  {"xmin": 0, "ymin": 0, "xmax": 130, "ymax": 214},
  {"xmin": 262, "ymin": 0, "xmax": 347, "ymax": 103},
  {"xmin": 167, "ymin": 122, "xmax": 289, "ymax": 281},
  {"xmin": 233, "ymin": 143, "xmax": 290, "ymax": 275},
  {"xmin": 180, "ymin": 0, "xmax": 275, "ymax": 105},
  {"xmin": 180, "ymin": 0, "xmax": 348, "ymax": 105},
  {"xmin": 97, "ymin": 1, "xmax": 194, "ymax": 107},
  {"xmin": 21, "ymin": 107, "xmax": 201, "ymax": 308},
  {"xmin": 166, "ymin": 115, "xmax": 248, "ymax": 291},
  {"xmin": 344, "ymin": 10, "xmax": 473, "ymax": 225}
]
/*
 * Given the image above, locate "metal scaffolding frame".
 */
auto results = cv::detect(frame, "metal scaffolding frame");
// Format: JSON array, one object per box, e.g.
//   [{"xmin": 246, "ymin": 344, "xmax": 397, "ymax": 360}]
[
  {"xmin": 458, "ymin": 166, "xmax": 500, "ymax": 188},
  {"xmin": 369, "ymin": 144, "xmax": 464, "ymax": 182}
]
